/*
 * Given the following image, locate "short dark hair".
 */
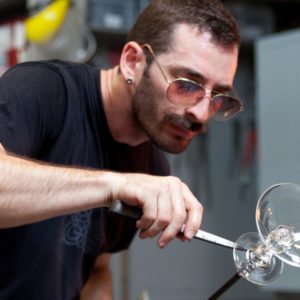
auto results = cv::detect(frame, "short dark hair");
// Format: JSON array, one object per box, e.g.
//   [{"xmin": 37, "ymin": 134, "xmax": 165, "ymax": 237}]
[{"xmin": 127, "ymin": 0, "xmax": 240, "ymax": 58}]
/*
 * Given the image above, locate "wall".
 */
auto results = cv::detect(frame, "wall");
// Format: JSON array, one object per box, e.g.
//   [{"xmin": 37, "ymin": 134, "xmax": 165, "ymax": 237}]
[{"xmin": 256, "ymin": 27, "xmax": 300, "ymax": 295}]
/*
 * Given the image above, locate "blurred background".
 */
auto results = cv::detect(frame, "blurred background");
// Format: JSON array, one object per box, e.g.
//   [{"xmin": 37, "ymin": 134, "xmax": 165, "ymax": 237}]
[{"xmin": 1, "ymin": 0, "xmax": 300, "ymax": 299}]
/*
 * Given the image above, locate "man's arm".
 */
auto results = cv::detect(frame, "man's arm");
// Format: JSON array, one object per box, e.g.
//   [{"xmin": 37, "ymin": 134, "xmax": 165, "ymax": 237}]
[
  {"xmin": 80, "ymin": 253, "xmax": 113, "ymax": 300},
  {"xmin": 0, "ymin": 142, "xmax": 114, "ymax": 228},
  {"xmin": 0, "ymin": 142, "xmax": 203, "ymax": 248}
]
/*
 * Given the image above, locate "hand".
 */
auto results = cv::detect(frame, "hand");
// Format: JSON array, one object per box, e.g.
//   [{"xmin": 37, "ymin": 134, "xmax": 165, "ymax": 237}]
[{"xmin": 110, "ymin": 173, "xmax": 203, "ymax": 248}]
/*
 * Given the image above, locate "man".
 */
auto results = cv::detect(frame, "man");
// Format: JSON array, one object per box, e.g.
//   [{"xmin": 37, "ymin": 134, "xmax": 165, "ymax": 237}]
[{"xmin": 0, "ymin": 0, "xmax": 242, "ymax": 299}]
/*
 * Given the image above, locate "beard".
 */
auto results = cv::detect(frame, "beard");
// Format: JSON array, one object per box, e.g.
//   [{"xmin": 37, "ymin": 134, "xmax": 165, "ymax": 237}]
[{"xmin": 132, "ymin": 71, "xmax": 206, "ymax": 154}]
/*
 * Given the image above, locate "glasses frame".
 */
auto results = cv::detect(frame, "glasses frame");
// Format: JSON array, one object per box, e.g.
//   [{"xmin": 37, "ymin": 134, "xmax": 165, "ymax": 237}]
[{"xmin": 141, "ymin": 43, "xmax": 243, "ymax": 119}]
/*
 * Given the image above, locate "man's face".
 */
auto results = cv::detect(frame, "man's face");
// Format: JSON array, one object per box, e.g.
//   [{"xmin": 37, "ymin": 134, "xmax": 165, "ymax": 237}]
[{"xmin": 132, "ymin": 24, "xmax": 239, "ymax": 154}]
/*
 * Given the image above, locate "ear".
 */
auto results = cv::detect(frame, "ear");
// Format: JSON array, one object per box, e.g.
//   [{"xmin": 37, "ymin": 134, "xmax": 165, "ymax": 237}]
[{"xmin": 119, "ymin": 42, "xmax": 146, "ymax": 84}]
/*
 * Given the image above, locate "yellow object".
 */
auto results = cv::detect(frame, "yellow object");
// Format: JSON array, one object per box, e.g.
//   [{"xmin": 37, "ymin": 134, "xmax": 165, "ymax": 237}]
[{"xmin": 25, "ymin": 0, "xmax": 70, "ymax": 44}]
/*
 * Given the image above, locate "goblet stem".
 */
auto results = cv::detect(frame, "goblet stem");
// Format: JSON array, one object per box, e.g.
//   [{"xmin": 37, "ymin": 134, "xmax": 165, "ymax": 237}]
[
  {"xmin": 233, "ymin": 232, "xmax": 283, "ymax": 285},
  {"xmin": 207, "ymin": 272, "xmax": 240, "ymax": 300}
]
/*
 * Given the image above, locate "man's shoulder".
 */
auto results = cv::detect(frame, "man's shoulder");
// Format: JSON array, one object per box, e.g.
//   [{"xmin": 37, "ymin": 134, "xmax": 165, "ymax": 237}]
[
  {"xmin": 4, "ymin": 59, "xmax": 95, "ymax": 79},
  {"xmin": 2, "ymin": 60, "xmax": 67, "ymax": 83},
  {"xmin": 2, "ymin": 60, "xmax": 99, "ymax": 96}
]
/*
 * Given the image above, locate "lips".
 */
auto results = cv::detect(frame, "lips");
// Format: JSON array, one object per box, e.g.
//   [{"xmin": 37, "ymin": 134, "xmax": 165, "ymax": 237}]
[
  {"xmin": 164, "ymin": 113, "xmax": 206, "ymax": 139},
  {"xmin": 170, "ymin": 124, "xmax": 195, "ymax": 139}
]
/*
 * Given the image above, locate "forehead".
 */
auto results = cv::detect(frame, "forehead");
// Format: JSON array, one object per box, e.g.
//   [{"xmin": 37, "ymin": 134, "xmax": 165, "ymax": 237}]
[{"xmin": 158, "ymin": 23, "xmax": 239, "ymax": 86}]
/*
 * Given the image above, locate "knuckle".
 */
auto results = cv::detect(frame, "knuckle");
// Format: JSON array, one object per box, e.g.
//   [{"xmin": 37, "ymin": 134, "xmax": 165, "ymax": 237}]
[
  {"xmin": 167, "ymin": 175, "xmax": 181, "ymax": 185},
  {"xmin": 158, "ymin": 216, "xmax": 170, "ymax": 228},
  {"xmin": 182, "ymin": 182, "xmax": 190, "ymax": 191},
  {"xmin": 158, "ymin": 218, "xmax": 171, "ymax": 228},
  {"xmin": 173, "ymin": 208, "xmax": 186, "ymax": 222},
  {"xmin": 146, "ymin": 185, "xmax": 158, "ymax": 196},
  {"xmin": 143, "ymin": 213, "xmax": 156, "ymax": 224},
  {"xmin": 173, "ymin": 205, "xmax": 186, "ymax": 221},
  {"xmin": 171, "ymin": 221, "xmax": 184, "ymax": 233},
  {"xmin": 178, "ymin": 212, "xmax": 187, "ymax": 223},
  {"xmin": 197, "ymin": 201, "xmax": 204, "ymax": 213}
]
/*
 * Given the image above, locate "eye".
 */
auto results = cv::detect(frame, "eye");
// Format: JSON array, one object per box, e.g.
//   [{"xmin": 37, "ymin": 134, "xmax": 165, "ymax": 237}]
[
  {"xmin": 175, "ymin": 79, "xmax": 204, "ymax": 94},
  {"xmin": 212, "ymin": 89, "xmax": 228, "ymax": 97},
  {"xmin": 212, "ymin": 90, "xmax": 221, "ymax": 97},
  {"xmin": 212, "ymin": 88, "xmax": 233, "ymax": 97},
  {"xmin": 167, "ymin": 79, "xmax": 206, "ymax": 105}
]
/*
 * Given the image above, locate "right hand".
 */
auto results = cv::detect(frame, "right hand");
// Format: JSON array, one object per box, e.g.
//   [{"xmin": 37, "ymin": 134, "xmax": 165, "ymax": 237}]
[{"xmin": 110, "ymin": 172, "xmax": 203, "ymax": 248}]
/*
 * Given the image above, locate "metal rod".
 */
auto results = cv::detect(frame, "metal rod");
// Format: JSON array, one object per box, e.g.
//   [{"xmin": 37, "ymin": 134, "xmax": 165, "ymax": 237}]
[
  {"xmin": 207, "ymin": 273, "xmax": 241, "ymax": 300},
  {"xmin": 109, "ymin": 200, "xmax": 239, "ymax": 249},
  {"xmin": 121, "ymin": 250, "xmax": 129, "ymax": 300}
]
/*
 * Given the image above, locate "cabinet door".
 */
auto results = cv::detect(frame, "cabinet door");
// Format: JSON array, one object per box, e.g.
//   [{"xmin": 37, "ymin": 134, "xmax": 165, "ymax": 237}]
[{"xmin": 256, "ymin": 28, "xmax": 300, "ymax": 292}]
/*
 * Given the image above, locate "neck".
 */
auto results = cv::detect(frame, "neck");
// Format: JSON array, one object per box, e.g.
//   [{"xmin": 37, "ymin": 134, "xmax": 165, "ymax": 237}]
[{"xmin": 100, "ymin": 66, "xmax": 149, "ymax": 146}]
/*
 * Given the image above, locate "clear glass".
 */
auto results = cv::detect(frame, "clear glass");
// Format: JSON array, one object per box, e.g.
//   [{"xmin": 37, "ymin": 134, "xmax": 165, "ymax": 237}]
[
  {"xmin": 233, "ymin": 183, "xmax": 300, "ymax": 285},
  {"xmin": 233, "ymin": 232, "xmax": 283, "ymax": 285},
  {"xmin": 256, "ymin": 183, "xmax": 300, "ymax": 267}
]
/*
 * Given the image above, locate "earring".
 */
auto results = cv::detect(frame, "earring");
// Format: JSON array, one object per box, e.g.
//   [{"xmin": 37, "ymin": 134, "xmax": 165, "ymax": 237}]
[{"xmin": 126, "ymin": 78, "xmax": 133, "ymax": 85}]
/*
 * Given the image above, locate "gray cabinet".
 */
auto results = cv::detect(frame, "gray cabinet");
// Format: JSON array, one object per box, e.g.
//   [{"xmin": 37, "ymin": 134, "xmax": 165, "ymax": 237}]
[{"xmin": 256, "ymin": 27, "xmax": 300, "ymax": 292}]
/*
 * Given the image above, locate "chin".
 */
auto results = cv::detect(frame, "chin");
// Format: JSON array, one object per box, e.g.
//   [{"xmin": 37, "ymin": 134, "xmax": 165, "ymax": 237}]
[{"xmin": 153, "ymin": 136, "xmax": 190, "ymax": 154}]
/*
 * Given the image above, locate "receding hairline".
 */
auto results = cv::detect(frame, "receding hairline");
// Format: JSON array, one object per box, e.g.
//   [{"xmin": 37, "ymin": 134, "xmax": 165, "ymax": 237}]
[{"xmin": 160, "ymin": 22, "xmax": 240, "ymax": 56}]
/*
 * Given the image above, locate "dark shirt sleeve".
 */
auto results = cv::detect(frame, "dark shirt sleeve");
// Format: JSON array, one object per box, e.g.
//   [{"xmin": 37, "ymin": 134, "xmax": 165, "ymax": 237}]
[{"xmin": 0, "ymin": 63, "xmax": 66, "ymax": 157}]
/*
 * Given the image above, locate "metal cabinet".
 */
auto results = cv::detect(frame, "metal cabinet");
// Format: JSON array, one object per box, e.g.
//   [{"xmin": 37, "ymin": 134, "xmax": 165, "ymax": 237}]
[{"xmin": 256, "ymin": 27, "xmax": 300, "ymax": 293}]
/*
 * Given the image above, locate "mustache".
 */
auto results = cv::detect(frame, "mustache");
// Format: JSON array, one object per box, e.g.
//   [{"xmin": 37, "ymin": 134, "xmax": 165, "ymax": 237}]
[{"xmin": 166, "ymin": 114, "xmax": 207, "ymax": 133}]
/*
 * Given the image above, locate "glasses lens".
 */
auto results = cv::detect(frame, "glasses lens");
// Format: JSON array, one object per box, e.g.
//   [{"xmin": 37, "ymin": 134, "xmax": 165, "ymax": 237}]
[
  {"xmin": 211, "ymin": 95, "xmax": 242, "ymax": 121},
  {"xmin": 167, "ymin": 79, "xmax": 205, "ymax": 105}
]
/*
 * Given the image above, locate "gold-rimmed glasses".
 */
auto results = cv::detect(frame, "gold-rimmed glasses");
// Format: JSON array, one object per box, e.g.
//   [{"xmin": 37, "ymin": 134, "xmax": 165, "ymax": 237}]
[{"xmin": 141, "ymin": 43, "xmax": 243, "ymax": 121}]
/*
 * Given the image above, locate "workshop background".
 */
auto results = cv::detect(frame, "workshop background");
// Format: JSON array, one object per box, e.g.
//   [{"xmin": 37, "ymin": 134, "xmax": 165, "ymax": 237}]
[{"xmin": 1, "ymin": 0, "xmax": 300, "ymax": 299}]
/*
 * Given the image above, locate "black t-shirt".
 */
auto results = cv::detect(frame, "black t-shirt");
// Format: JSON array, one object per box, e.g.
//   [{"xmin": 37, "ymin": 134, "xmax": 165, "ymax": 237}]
[{"xmin": 0, "ymin": 60, "xmax": 169, "ymax": 300}]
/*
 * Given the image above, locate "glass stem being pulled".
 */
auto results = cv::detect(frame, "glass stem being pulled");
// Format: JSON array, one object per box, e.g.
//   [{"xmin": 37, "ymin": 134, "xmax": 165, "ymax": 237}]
[{"xmin": 239, "ymin": 225, "xmax": 295, "ymax": 278}]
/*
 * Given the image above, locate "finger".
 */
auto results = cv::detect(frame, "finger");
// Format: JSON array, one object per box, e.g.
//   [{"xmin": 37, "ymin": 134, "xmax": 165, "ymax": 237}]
[
  {"xmin": 182, "ymin": 185, "xmax": 203, "ymax": 240},
  {"xmin": 136, "ymin": 194, "xmax": 158, "ymax": 232},
  {"xmin": 157, "ymin": 182, "xmax": 186, "ymax": 248},
  {"xmin": 139, "ymin": 189, "xmax": 171, "ymax": 239}
]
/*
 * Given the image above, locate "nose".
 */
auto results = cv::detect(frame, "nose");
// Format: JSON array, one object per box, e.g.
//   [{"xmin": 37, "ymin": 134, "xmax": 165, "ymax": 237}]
[{"xmin": 185, "ymin": 95, "xmax": 211, "ymax": 124}]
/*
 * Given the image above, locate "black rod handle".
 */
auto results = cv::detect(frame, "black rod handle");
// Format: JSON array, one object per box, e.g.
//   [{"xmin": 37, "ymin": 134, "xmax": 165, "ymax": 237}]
[
  {"xmin": 109, "ymin": 200, "xmax": 142, "ymax": 219},
  {"xmin": 207, "ymin": 273, "xmax": 241, "ymax": 300}
]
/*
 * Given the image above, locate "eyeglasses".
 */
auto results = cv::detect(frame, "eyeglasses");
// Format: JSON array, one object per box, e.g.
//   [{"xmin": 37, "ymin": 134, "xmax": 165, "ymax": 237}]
[{"xmin": 141, "ymin": 44, "xmax": 243, "ymax": 121}]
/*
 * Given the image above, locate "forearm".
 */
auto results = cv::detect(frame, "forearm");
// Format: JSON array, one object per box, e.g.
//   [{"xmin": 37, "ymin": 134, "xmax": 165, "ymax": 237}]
[
  {"xmin": 0, "ymin": 149, "xmax": 114, "ymax": 228},
  {"xmin": 0, "ymin": 143, "xmax": 204, "ymax": 248},
  {"xmin": 80, "ymin": 253, "xmax": 113, "ymax": 300}
]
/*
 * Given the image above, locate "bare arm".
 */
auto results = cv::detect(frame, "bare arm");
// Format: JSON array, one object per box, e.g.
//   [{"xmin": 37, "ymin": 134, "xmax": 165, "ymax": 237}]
[
  {"xmin": 0, "ymin": 142, "xmax": 115, "ymax": 228},
  {"xmin": 0, "ymin": 142, "xmax": 203, "ymax": 248},
  {"xmin": 80, "ymin": 253, "xmax": 113, "ymax": 300}
]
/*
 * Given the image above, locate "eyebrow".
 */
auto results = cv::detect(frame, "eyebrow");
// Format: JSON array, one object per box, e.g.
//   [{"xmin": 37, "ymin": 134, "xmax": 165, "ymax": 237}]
[{"xmin": 169, "ymin": 66, "xmax": 233, "ymax": 92}]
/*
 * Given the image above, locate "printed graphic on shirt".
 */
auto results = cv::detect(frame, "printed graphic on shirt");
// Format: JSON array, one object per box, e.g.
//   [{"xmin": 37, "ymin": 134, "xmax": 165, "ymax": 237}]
[{"xmin": 63, "ymin": 210, "xmax": 102, "ymax": 256}]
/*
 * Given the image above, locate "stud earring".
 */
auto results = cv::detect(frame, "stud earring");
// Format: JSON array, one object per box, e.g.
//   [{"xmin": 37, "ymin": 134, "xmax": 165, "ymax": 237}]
[{"xmin": 126, "ymin": 78, "xmax": 133, "ymax": 85}]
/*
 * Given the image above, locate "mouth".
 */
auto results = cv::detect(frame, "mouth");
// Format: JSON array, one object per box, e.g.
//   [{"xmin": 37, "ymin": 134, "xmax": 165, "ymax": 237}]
[
  {"xmin": 170, "ymin": 124, "xmax": 195, "ymax": 139},
  {"xmin": 164, "ymin": 113, "xmax": 207, "ymax": 140},
  {"xmin": 169, "ymin": 120, "xmax": 207, "ymax": 139}
]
